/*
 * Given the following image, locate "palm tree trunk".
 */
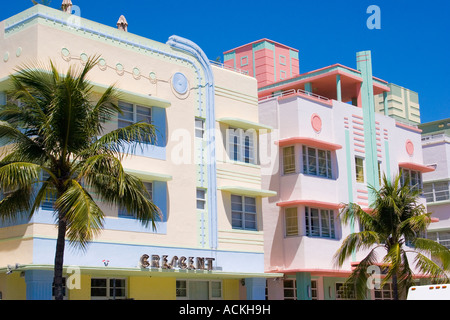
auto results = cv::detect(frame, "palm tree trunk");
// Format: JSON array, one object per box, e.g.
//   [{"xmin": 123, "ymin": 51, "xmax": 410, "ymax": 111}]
[
  {"xmin": 392, "ymin": 273, "xmax": 399, "ymax": 300},
  {"xmin": 53, "ymin": 216, "xmax": 67, "ymax": 300}
]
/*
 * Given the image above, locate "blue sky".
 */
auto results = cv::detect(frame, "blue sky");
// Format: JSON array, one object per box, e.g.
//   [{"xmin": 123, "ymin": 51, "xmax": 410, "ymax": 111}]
[{"xmin": 2, "ymin": 0, "xmax": 449, "ymax": 123}]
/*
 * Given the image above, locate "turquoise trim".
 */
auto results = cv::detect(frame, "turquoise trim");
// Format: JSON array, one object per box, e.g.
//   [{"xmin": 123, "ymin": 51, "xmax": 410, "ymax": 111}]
[
  {"xmin": 383, "ymin": 91, "xmax": 388, "ymax": 116},
  {"xmin": 356, "ymin": 51, "xmax": 379, "ymax": 199},
  {"xmin": 289, "ymin": 49, "xmax": 299, "ymax": 60},
  {"xmin": 296, "ymin": 272, "xmax": 312, "ymax": 300},
  {"xmin": 305, "ymin": 82, "xmax": 312, "ymax": 93}
]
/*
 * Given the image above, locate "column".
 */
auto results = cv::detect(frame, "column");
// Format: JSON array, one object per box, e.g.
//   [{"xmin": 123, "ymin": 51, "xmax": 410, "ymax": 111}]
[
  {"xmin": 296, "ymin": 272, "xmax": 312, "ymax": 300},
  {"xmin": 25, "ymin": 270, "xmax": 53, "ymax": 300},
  {"xmin": 336, "ymin": 74, "xmax": 342, "ymax": 101},
  {"xmin": 304, "ymin": 82, "xmax": 312, "ymax": 94},
  {"xmin": 245, "ymin": 278, "xmax": 266, "ymax": 300}
]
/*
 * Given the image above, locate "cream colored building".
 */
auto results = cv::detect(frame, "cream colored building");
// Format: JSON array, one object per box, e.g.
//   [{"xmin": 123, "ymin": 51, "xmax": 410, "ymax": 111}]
[{"xmin": 0, "ymin": 3, "xmax": 278, "ymax": 300}]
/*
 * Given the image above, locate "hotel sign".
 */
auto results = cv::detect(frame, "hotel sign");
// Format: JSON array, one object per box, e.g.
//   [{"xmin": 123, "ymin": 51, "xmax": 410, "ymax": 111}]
[{"xmin": 140, "ymin": 254, "xmax": 215, "ymax": 271}]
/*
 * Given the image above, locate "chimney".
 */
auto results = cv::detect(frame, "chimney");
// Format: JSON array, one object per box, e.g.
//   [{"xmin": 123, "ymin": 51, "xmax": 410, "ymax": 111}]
[
  {"xmin": 61, "ymin": 0, "xmax": 73, "ymax": 13},
  {"xmin": 117, "ymin": 15, "xmax": 128, "ymax": 32}
]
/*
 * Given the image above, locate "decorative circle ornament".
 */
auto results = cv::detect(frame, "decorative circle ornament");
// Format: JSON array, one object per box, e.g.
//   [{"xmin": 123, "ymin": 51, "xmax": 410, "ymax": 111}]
[
  {"xmin": 61, "ymin": 48, "xmax": 71, "ymax": 61},
  {"xmin": 311, "ymin": 113, "xmax": 322, "ymax": 133},
  {"xmin": 98, "ymin": 58, "xmax": 107, "ymax": 71},
  {"xmin": 172, "ymin": 72, "xmax": 188, "ymax": 95},
  {"xmin": 406, "ymin": 139, "xmax": 414, "ymax": 156}
]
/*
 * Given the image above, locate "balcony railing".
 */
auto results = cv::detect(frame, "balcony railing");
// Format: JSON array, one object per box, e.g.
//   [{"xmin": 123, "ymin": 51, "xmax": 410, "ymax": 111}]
[
  {"xmin": 209, "ymin": 60, "xmax": 250, "ymax": 76},
  {"xmin": 258, "ymin": 88, "xmax": 330, "ymax": 103}
]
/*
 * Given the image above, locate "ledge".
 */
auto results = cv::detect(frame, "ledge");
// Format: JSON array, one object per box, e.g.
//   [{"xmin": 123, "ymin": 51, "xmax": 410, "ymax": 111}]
[
  {"xmin": 398, "ymin": 162, "xmax": 435, "ymax": 173},
  {"xmin": 277, "ymin": 137, "xmax": 342, "ymax": 150},
  {"xmin": 218, "ymin": 186, "xmax": 277, "ymax": 197},
  {"xmin": 217, "ymin": 117, "xmax": 273, "ymax": 131},
  {"xmin": 124, "ymin": 168, "xmax": 172, "ymax": 182},
  {"xmin": 276, "ymin": 199, "xmax": 342, "ymax": 210}
]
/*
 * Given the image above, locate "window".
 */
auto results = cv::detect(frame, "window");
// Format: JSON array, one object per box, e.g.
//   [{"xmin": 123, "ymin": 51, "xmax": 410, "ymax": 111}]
[
  {"xmin": 91, "ymin": 278, "xmax": 127, "ymax": 300},
  {"xmin": 283, "ymin": 279, "xmax": 297, "ymax": 300},
  {"xmin": 176, "ymin": 280, "xmax": 222, "ymax": 300},
  {"xmin": 400, "ymin": 168, "xmax": 422, "ymax": 191},
  {"xmin": 311, "ymin": 280, "xmax": 318, "ymax": 300},
  {"xmin": 119, "ymin": 182, "xmax": 152, "ymax": 218},
  {"xmin": 305, "ymin": 207, "xmax": 335, "ymax": 238},
  {"xmin": 195, "ymin": 118, "xmax": 205, "ymax": 138},
  {"xmin": 374, "ymin": 283, "xmax": 393, "ymax": 300},
  {"xmin": 285, "ymin": 207, "xmax": 298, "ymax": 236},
  {"xmin": 335, "ymin": 282, "xmax": 355, "ymax": 300},
  {"xmin": 378, "ymin": 161, "xmax": 382, "ymax": 186},
  {"xmin": 118, "ymin": 101, "xmax": 152, "ymax": 128},
  {"xmin": 355, "ymin": 157, "xmax": 365, "ymax": 183},
  {"xmin": 231, "ymin": 195, "xmax": 257, "ymax": 230},
  {"xmin": 302, "ymin": 146, "xmax": 332, "ymax": 178},
  {"xmin": 283, "ymin": 146, "xmax": 296, "ymax": 174},
  {"xmin": 423, "ymin": 181, "xmax": 450, "ymax": 203},
  {"xmin": 196, "ymin": 188, "xmax": 206, "ymax": 210},
  {"xmin": 427, "ymin": 231, "xmax": 450, "ymax": 249},
  {"xmin": 228, "ymin": 127, "xmax": 256, "ymax": 164},
  {"xmin": 41, "ymin": 172, "xmax": 56, "ymax": 210}
]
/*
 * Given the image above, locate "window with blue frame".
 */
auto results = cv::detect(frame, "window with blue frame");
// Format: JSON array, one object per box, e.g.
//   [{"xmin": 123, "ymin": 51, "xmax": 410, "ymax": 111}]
[
  {"xmin": 118, "ymin": 181, "xmax": 152, "ymax": 218},
  {"xmin": 227, "ymin": 127, "xmax": 256, "ymax": 164}
]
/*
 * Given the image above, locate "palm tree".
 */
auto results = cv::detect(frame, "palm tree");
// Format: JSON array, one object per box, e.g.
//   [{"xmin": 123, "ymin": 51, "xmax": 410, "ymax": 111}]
[
  {"xmin": 0, "ymin": 57, "xmax": 160, "ymax": 300},
  {"xmin": 334, "ymin": 173, "xmax": 450, "ymax": 300}
]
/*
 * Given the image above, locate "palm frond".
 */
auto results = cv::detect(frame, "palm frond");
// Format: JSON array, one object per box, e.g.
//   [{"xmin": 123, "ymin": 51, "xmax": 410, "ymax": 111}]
[{"xmin": 54, "ymin": 179, "xmax": 104, "ymax": 250}]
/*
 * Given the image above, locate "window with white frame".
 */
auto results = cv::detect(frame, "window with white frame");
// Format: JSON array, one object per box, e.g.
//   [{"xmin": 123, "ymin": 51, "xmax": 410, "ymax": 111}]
[
  {"xmin": 374, "ymin": 283, "xmax": 393, "ymax": 300},
  {"xmin": 285, "ymin": 207, "xmax": 299, "ymax": 236},
  {"xmin": 196, "ymin": 188, "xmax": 206, "ymax": 210},
  {"xmin": 400, "ymin": 168, "xmax": 422, "ymax": 191},
  {"xmin": 227, "ymin": 127, "xmax": 256, "ymax": 164},
  {"xmin": 118, "ymin": 101, "xmax": 152, "ymax": 144},
  {"xmin": 423, "ymin": 181, "xmax": 450, "ymax": 203},
  {"xmin": 118, "ymin": 101, "xmax": 151, "ymax": 127},
  {"xmin": 305, "ymin": 207, "xmax": 335, "ymax": 238},
  {"xmin": 91, "ymin": 278, "xmax": 127, "ymax": 300},
  {"xmin": 176, "ymin": 280, "xmax": 222, "ymax": 300},
  {"xmin": 427, "ymin": 230, "xmax": 450, "ymax": 249},
  {"xmin": 355, "ymin": 157, "xmax": 365, "ymax": 183},
  {"xmin": 195, "ymin": 118, "xmax": 205, "ymax": 139},
  {"xmin": 335, "ymin": 282, "xmax": 355, "ymax": 300},
  {"xmin": 302, "ymin": 146, "xmax": 332, "ymax": 178},
  {"xmin": 231, "ymin": 195, "xmax": 257, "ymax": 230},
  {"xmin": 119, "ymin": 182, "xmax": 152, "ymax": 217},
  {"xmin": 283, "ymin": 279, "xmax": 297, "ymax": 300},
  {"xmin": 283, "ymin": 146, "xmax": 296, "ymax": 174},
  {"xmin": 311, "ymin": 279, "xmax": 318, "ymax": 300}
]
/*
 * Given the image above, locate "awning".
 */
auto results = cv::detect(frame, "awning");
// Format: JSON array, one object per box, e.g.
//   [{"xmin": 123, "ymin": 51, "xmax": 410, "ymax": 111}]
[
  {"xmin": 276, "ymin": 199, "xmax": 342, "ymax": 210},
  {"xmin": 277, "ymin": 137, "xmax": 342, "ymax": 150},
  {"xmin": 398, "ymin": 162, "xmax": 435, "ymax": 173},
  {"xmin": 124, "ymin": 168, "xmax": 172, "ymax": 182},
  {"xmin": 218, "ymin": 186, "xmax": 277, "ymax": 197},
  {"xmin": 92, "ymin": 82, "xmax": 171, "ymax": 109},
  {"xmin": 217, "ymin": 117, "xmax": 273, "ymax": 132}
]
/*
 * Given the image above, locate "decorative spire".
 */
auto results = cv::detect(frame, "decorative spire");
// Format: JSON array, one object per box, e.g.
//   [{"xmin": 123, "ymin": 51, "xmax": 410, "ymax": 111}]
[
  {"xmin": 117, "ymin": 15, "xmax": 128, "ymax": 32},
  {"xmin": 61, "ymin": 0, "xmax": 73, "ymax": 13}
]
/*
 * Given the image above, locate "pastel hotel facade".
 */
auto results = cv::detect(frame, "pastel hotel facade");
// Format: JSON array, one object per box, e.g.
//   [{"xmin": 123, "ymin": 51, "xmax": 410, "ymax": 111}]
[
  {"xmin": 420, "ymin": 119, "xmax": 450, "ymax": 253},
  {"xmin": 224, "ymin": 39, "xmax": 435, "ymax": 300},
  {"xmin": 0, "ymin": 4, "xmax": 280, "ymax": 300}
]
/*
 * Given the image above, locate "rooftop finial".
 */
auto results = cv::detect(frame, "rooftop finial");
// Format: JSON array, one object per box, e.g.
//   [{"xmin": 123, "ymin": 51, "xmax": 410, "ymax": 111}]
[
  {"xmin": 61, "ymin": 0, "xmax": 73, "ymax": 13},
  {"xmin": 117, "ymin": 15, "xmax": 128, "ymax": 32}
]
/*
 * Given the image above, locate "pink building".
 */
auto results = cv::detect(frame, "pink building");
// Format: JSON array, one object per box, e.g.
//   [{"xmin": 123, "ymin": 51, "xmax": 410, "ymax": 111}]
[
  {"xmin": 224, "ymin": 40, "xmax": 436, "ymax": 300},
  {"xmin": 223, "ymin": 39, "xmax": 299, "ymax": 87}
]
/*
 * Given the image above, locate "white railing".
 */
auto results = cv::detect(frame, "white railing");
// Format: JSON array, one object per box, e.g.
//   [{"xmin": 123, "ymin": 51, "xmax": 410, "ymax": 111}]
[
  {"xmin": 258, "ymin": 88, "xmax": 330, "ymax": 103},
  {"xmin": 209, "ymin": 60, "xmax": 250, "ymax": 76}
]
